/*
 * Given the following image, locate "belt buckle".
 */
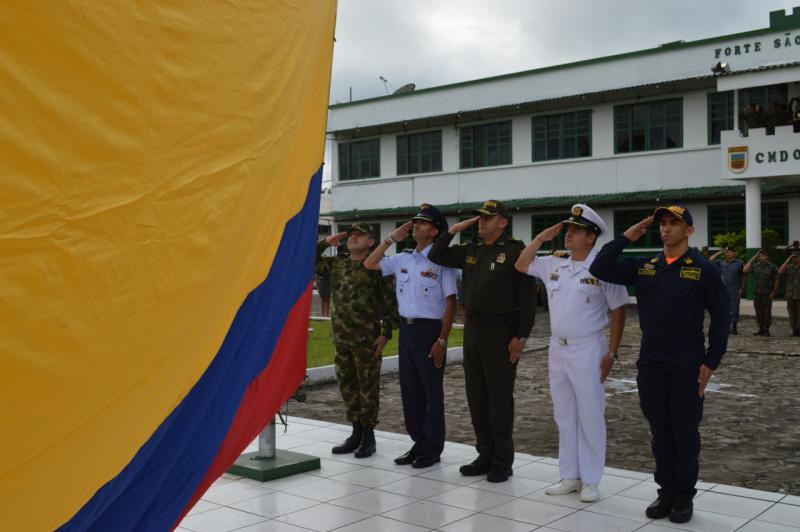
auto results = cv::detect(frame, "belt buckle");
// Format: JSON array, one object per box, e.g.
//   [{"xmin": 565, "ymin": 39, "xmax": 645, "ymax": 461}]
[
  {"xmin": 558, "ymin": 338, "xmax": 568, "ymax": 346},
  {"xmin": 404, "ymin": 317, "xmax": 415, "ymax": 325}
]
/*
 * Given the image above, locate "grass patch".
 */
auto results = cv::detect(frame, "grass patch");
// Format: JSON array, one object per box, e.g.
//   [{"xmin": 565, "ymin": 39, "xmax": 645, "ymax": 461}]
[{"xmin": 307, "ymin": 319, "xmax": 464, "ymax": 368}]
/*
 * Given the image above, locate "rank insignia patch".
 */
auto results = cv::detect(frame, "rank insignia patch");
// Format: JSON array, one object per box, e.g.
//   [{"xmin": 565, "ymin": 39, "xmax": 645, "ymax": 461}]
[
  {"xmin": 466, "ymin": 256, "xmax": 477, "ymax": 265},
  {"xmin": 550, "ymin": 272, "xmax": 560, "ymax": 281},
  {"xmin": 680, "ymin": 267, "xmax": 702, "ymax": 280},
  {"xmin": 638, "ymin": 267, "xmax": 656, "ymax": 276},
  {"xmin": 496, "ymin": 253, "xmax": 506, "ymax": 264}
]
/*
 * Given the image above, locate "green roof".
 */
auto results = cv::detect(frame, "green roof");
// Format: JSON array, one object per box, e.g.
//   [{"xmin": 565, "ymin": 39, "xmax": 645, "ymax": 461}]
[
  {"xmin": 330, "ymin": 8, "xmax": 800, "ymax": 111},
  {"xmin": 325, "ymin": 183, "xmax": 795, "ymax": 220}
]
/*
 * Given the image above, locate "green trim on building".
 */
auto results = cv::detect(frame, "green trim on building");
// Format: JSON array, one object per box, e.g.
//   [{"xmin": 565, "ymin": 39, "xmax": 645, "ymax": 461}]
[{"xmin": 330, "ymin": 9, "xmax": 800, "ymax": 111}]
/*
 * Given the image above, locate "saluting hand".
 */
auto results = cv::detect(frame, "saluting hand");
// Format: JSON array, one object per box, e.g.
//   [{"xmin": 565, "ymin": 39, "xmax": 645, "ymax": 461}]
[
  {"xmin": 535, "ymin": 222, "xmax": 563, "ymax": 243},
  {"xmin": 698, "ymin": 364, "xmax": 714, "ymax": 397},
  {"xmin": 449, "ymin": 216, "xmax": 479, "ymax": 234},
  {"xmin": 599, "ymin": 354, "xmax": 615, "ymax": 383},
  {"xmin": 507, "ymin": 337, "xmax": 524, "ymax": 363},
  {"xmin": 392, "ymin": 221, "xmax": 413, "ymax": 242},
  {"xmin": 373, "ymin": 335, "xmax": 388, "ymax": 358},
  {"xmin": 623, "ymin": 216, "xmax": 654, "ymax": 243},
  {"xmin": 326, "ymin": 231, "xmax": 348, "ymax": 246},
  {"xmin": 428, "ymin": 342, "xmax": 445, "ymax": 368}
]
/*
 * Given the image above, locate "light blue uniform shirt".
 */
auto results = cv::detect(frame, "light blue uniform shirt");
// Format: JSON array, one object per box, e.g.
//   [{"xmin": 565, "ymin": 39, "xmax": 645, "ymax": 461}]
[{"xmin": 380, "ymin": 243, "xmax": 458, "ymax": 319}]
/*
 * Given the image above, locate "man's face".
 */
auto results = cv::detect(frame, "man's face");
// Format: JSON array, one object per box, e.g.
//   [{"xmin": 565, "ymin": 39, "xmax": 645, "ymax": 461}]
[
  {"xmin": 725, "ymin": 249, "xmax": 736, "ymax": 260},
  {"xmin": 412, "ymin": 220, "xmax": 438, "ymax": 243},
  {"xmin": 346, "ymin": 231, "xmax": 374, "ymax": 253},
  {"xmin": 564, "ymin": 224, "xmax": 596, "ymax": 251},
  {"xmin": 758, "ymin": 252, "xmax": 768, "ymax": 263},
  {"xmin": 477, "ymin": 214, "xmax": 506, "ymax": 237},
  {"xmin": 792, "ymin": 255, "xmax": 800, "ymax": 266},
  {"xmin": 658, "ymin": 214, "xmax": 693, "ymax": 246}
]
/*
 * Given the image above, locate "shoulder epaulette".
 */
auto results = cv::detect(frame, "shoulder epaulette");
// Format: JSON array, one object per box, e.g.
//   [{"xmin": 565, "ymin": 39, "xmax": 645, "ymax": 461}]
[
  {"xmin": 402, "ymin": 248, "xmax": 413, "ymax": 253},
  {"xmin": 553, "ymin": 251, "xmax": 571, "ymax": 258}
]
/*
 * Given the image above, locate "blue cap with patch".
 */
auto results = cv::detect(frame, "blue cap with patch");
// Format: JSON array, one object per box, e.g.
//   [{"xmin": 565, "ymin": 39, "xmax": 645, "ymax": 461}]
[
  {"xmin": 412, "ymin": 203, "xmax": 448, "ymax": 237},
  {"xmin": 653, "ymin": 205, "xmax": 693, "ymax": 226}
]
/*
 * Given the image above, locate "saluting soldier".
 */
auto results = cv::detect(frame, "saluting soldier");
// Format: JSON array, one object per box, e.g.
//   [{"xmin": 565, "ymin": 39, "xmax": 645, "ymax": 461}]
[
  {"xmin": 590, "ymin": 205, "xmax": 730, "ymax": 524},
  {"xmin": 429, "ymin": 199, "xmax": 536, "ymax": 483},
  {"xmin": 709, "ymin": 247, "xmax": 745, "ymax": 335},
  {"xmin": 743, "ymin": 249, "xmax": 780, "ymax": 336},
  {"xmin": 515, "ymin": 204, "xmax": 627, "ymax": 502},
  {"xmin": 315, "ymin": 222, "xmax": 399, "ymax": 458},
  {"xmin": 778, "ymin": 250, "xmax": 800, "ymax": 336},
  {"xmin": 364, "ymin": 205, "xmax": 458, "ymax": 468}
]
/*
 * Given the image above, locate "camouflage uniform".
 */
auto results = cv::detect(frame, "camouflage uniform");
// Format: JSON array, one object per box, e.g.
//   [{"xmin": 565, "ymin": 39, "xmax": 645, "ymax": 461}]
[
  {"xmin": 784, "ymin": 262, "xmax": 800, "ymax": 334},
  {"xmin": 315, "ymin": 240, "xmax": 399, "ymax": 428},
  {"xmin": 751, "ymin": 260, "xmax": 778, "ymax": 333}
]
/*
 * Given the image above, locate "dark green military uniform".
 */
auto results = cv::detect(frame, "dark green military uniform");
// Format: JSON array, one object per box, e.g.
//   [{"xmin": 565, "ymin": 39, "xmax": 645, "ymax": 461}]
[
  {"xmin": 315, "ymin": 224, "xmax": 399, "ymax": 429},
  {"xmin": 429, "ymin": 201, "xmax": 536, "ymax": 470},
  {"xmin": 784, "ymin": 255, "xmax": 800, "ymax": 335},
  {"xmin": 751, "ymin": 258, "xmax": 778, "ymax": 334}
]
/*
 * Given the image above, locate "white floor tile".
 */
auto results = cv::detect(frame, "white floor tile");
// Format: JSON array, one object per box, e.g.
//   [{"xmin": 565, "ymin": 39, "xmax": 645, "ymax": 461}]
[
  {"xmin": 381, "ymin": 499, "xmax": 475, "ymax": 529},
  {"xmin": 307, "ymin": 457, "xmax": 365, "ymax": 478},
  {"xmin": 617, "ymin": 480, "xmax": 659, "ymax": 502},
  {"xmin": 275, "ymin": 503, "xmax": 371, "ymax": 531},
  {"xmin": 524, "ymin": 487, "xmax": 594, "ymax": 510},
  {"xmin": 645, "ymin": 509, "xmax": 747, "ymax": 532},
  {"xmin": 438, "ymin": 512, "xmax": 538, "ymax": 532},
  {"xmin": 694, "ymin": 490, "xmax": 775, "ymax": 518},
  {"xmin": 602, "ymin": 467, "xmax": 652, "ymax": 480},
  {"xmin": 736, "ymin": 519, "xmax": 800, "ymax": 532},
  {"xmin": 380, "ymin": 476, "xmax": 458, "ymax": 498},
  {"xmin": 179, "ymin": 506, "xmax": 267, "ymax": 532},
  {"xmin": 427, "ymin": 485, "xmax": 515, "ymax": 512},
  {"xmin": 230, "ymin": 491, "xmax": 320, "ymax": 518},
  {"xmin": 329, "ymin": 466, "xmax": 409, "ymax": 488},
  {"xmin": 547, "ymin": 509, "xmax": 645, "ymax": 532},
  {"xmin": 283, "ymin": 477, "xmax": 367, "ymax": 502},
  {"xmin": 329, "ymin": 489, "xmax": 418, "ymax": 514},
  {"xmin": 756, "ymin": 503, "xmax": 800, "ymax": 528},
  {"xmin": 274, "ymin": 435, "xmax": 318, "ymax": 449},
  {"xmin": 581, "ymin": 495, "xmax": 650, "ymax": 523},
  {"xmin": 416, "ymin": 464, "xmax": 487, "ymax": 486},
  {"xmin": 332, "ymin": 515, "xmax": 430, "ymax": 532},
  {"xmin": 440, "ymin": 449, "xmax": 481, "ymax": 465},
  {"xmin": 235, "ymin": 520, "xmax": 318, "ymax": 532},
  {"xmin": 596, "ymin": 475, "xmax": 645, "ymax": 497},
  {"xmin": 256, "ymin": 472, "xmax": 320, "ymax": 491},
  {"xmin": 186, "ymin": 500, "xmax": 220, "ymax": 516},
  {"xmin": 513, "ymin": 462, "xmax": 563, "ymax": 483},
  {"xmin": 483, "ymin": 498, "xmax": 575, "ymax": 525},
  {"xmin": 201, "ymin": 480, "xmax": 273, "ymax": 505},
  {"xmin": 781, "ymin": 494, "xmax": 800, "ymax": 506},
  {"xmin": 539, "ymin": 457, "xmax": 560, "ymax": 466},
  {"xmin": 469, "ymin": 475, "xmax": 550, "ymax": 497},
  {"xmin": 710, "ymin": 483, "xmax": 785, "ymax": 502}
]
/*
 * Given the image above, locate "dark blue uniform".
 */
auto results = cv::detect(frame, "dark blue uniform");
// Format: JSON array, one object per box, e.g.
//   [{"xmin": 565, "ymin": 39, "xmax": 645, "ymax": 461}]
[{"xmin": 590, "ymin": 236, "xmax": 730, "ymax": 501}]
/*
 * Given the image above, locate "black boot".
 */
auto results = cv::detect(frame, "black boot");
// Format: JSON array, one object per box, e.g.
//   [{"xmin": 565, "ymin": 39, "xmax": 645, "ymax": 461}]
[
  {"xmin": 794, "ymin": 329, "xmax": 800, "ymax": 337},
  {"xmin": 731, "ymin": 322, "xmax": 738, "ymax": 335},
  {"xmin": 332, "ymin": 422, "xmax": 363, "ymax": 454},
  {"xmin": 763, "ymin": 329, "xmax": 771, "ymax": 337},
  {"xmin": 354, "ymin": 426, "xmax": 376, "ymax": 458}
]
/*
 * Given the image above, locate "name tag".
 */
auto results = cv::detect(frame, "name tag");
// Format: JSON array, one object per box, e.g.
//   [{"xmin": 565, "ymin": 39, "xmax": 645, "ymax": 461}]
[
  {"xmin": 580, "ymin": 277, "xmax": 600, "ymax": 286},
  {"xmin": 637, "ymin": 268, "xmax": 656, "ymax": 277},
  {"xmin": 680, "ymin": 267, "xmax": 702, "ymax": 281},
  {"xmin": 420, "ymin": 269, "xmax": 438, "ymax": 280},
  {"xmin": 466, "ymin": 256, "xmax": 477, "ymax": 265}
]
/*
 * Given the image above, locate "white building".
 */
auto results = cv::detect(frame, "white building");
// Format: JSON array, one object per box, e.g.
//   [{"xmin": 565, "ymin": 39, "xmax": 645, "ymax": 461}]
[{"xmin": 326, "ymin": 7, "xmax": 800, "ymax": 260}]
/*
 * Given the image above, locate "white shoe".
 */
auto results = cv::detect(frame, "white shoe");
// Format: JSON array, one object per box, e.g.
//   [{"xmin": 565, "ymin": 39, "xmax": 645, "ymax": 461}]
[
  {"xmin": 545, "ymin": 478, "xmax": 581, "ymax": 495},
  {"xmin": 580, "ymin": 483, "xmax": 599, "ymax": 502}
]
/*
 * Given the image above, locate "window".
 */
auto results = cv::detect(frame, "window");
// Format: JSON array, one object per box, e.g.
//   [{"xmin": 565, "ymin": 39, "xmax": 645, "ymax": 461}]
[
  {"xmin": 338, "ymin": 139, "xmax": 380, "ymax": 180},
  {"xmin": 613, "ymin": 209, "xmax": 662, "ymax": 248},
  {"xmin": 708, "ymin": 92, "xmax": 734, "ymax": 145},
  {"xmin": 397, "ymin": 131, "xmax": 442, "ymax": 175},
  {"xmin": 532, "ymin": 111, "xmax": 591, "ymax": 161},
  {"xmin": 739, "ymin": 84, "xmax": 787, "ymax": 110},
  {"xmin": 460, "ymin": 121, "xmax": 512, "ymax": 168},
  {"xmin": 707, "ymin": 202, "xmax": 788, "ymax": 244},
  {"xmin": 395, "ymin": 221, "xmax": 416, "ymax": 253},
  {"xmin": 614, "ymin": 98, "xmax": 682, "ymax": 153},
  {"xmin": 531, "ymin": 214, "xmax": 566, "ymax": 250},
  {"xmin": 739, "ymin": 84, "xmax": 789, "ymax": 134},
  {"xmin": 459, "ymin": 217, "xmax": 513, "ymax": 244},
  {"xmin": 335, "ymin": 223, "xmax": 381, "ymax": 255}
]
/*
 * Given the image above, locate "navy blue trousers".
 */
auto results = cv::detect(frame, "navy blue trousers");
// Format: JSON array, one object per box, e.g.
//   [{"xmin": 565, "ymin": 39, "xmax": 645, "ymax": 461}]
[
  {"xmin": 637, "ymin": 358, "xmax": 705, "ymax": 501},
  {"xmin": 398, "ymin": 319, "xmax": 446, "ymax": 456}
]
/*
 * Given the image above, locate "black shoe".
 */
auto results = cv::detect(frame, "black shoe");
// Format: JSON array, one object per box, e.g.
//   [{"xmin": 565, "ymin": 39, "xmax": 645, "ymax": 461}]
[
  {"xmin": 793, "ymin": 329, "xmax": 800, "ymax": 337},
  {"xmin": 645, "ymin": 496, "xmax": 675, "ymax": 519},
  {"xmin": 486, "ymin": 465, "xmax": 513, "ymax": 483},
  {"xmin": 763, "ymin": 330, "xmax": 771, "ymax": 337},
  {"xmin": 459, "ymin": 460, "xmax": 491, "ymax": 476},
  {"xmin": 411, "ymin": 454, "xmax": 441, "ymax": 469},
  {"xmin": 354, "ymin": 427, "xmax": 376, "ymax": 458},
  {"xmin": 394, "ymin": 449, "xmax": 418, "ymax": 465},
  {"xmin": 332, "ymin": 423, "xmax": 363, "ymax": 454},
  {"xmin": 669, "ymin": 500, "xmax": 693, "ymax": 523},
  {"xmin": 731, "ymin": 323, "xmax": 738, "ymax": 335}
]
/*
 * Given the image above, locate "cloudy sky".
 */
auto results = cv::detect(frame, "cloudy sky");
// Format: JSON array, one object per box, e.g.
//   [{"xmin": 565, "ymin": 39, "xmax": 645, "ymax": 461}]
[{"xmin": 322, "ymin": 0, "xmax": 799, "ymax": 181}]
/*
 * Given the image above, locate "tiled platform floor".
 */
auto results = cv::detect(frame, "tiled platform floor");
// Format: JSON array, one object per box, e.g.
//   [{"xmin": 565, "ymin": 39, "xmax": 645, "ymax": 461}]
[{"xmin": 178, "ymin": 417, "xmax": 800, "ymax": 532}]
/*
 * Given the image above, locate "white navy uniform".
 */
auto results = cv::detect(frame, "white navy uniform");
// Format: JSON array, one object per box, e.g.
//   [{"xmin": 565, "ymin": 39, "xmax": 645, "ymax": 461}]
[{"xmin": 527, "ymin": 213, "xmax": 628, "ymax": 486}]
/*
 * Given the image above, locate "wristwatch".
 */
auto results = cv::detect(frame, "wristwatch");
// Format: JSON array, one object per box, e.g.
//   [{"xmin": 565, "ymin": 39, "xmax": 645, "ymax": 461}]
[{"xmin": 436, "ymin": 337, "xmax": 447, "ymax": 348}]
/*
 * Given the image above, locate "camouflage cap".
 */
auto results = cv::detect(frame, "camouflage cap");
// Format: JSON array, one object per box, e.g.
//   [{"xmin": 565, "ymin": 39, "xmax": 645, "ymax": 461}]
[
  {"xmin": 474, "ymin": 199, "xmax": 510, "ymax": 219},
  {"xmin": 347, "ymin": 222, "xmax": 374, "ymax": 237}
]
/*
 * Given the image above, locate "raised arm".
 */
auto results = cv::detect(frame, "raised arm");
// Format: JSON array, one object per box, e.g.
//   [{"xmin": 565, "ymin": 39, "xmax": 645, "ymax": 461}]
[
  {"xmin": 315, "ymin": 231, "xmax": 347, "ymax": 277},
  {"xmin": 515, "ymin": 222, "xmax": 563, "ymax": 273},
  {"xmin": 428, "ymin": 217, "xmax": 478, "ymax": 268},
  {"xmin": 364, "ymin": 221, "xmax": 412, "ymax": 271},
  {"xmin": 742, "ymin": 254, "xmax": 757, "ymax": 274},
  {"xmin": 778, "ymin": 255, "xmax": 792, "ymax": 275},
  {"xmin": 589, "ymin": 217, "xmax": 653, "ymax": 286}
]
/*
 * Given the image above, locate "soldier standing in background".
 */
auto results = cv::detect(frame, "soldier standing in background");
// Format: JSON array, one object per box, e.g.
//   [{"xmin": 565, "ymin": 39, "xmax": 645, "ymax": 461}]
[
  {"xmin": 315, "ymin": 222, "xmax": 399, "ymax": 458},
  {"xmin": 429, "ymin": 199, "xmax": 536, "ymax": 483},
  {"xmin": 709, "ymin": 247, "xmax": 745, "ymax": 335},
  {"xmin": 779, "ymin": 250, "xmax": 800, "ymax": 336},
  {"xmin": 743, "ymin": 249, "xmax": 779, "ymax": 336}
]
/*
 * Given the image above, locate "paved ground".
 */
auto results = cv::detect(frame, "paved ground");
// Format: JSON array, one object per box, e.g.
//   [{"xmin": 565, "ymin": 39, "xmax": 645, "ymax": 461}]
[{"xmin": 292, "ymin": 305, "xmax": 800, "ymax": 496}]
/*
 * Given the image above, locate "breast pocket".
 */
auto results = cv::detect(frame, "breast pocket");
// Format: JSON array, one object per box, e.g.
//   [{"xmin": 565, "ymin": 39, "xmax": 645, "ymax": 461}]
[
  {"xmin": 417, "ymin": 276, "xmax": 440, "ymax": 300},
  {"xmin": 397, "ymin": 271, "xmax": 410, "ymax": 295}
]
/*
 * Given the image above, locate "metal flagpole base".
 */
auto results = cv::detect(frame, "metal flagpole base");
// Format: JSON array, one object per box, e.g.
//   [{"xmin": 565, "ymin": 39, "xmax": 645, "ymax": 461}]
[{"xmin": 227, "ymin": 417, "xmax": 320, "ymax": 482}]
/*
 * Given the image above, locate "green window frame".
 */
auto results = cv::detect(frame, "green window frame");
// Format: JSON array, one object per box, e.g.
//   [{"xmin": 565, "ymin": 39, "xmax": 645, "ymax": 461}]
[
  {"xmin": 739, "ymin": 83, "xmax": 788, "ymax": 110},
  {"xmin": 708, "ymin": 91, "xmax": 734, "ymax": 145},
  {"xmin": 459, "ymin": 121, "xmax": 512, "ymax": 169},
  {"xmin": 531, "ymin": 214, "xmax": 566, "ymax": 251},
  {"xmin": 459, "ymin": 217, "xmax": 513, "ymax": 244},
  {"xmin": 532, "ymin": 110, "xmax": 591, "ymax": 161},
  {"xmin": 338, "ymin": 139, "xmax": 380, "ymax": 181},
  {"xmin": 613, "ymin": 209, "xmax": 662, "ymax": 249},
  {"xmin": 397, "ymin": 130, "xmax": 442, "ymax": 175},
  {"xmin": 614, "ymin": 98, "xmax": 682, "ymax": 153},
  {"xmin": 762, "ymin": 202, "xmax": 789, "ymax": 244},
  {"xmin": 707, "ymin": 202, "xmax": 789, "ymax": 244}
]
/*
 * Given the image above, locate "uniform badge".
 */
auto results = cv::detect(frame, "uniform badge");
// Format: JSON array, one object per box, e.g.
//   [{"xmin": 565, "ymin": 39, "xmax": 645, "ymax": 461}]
[
  {"xmin": 496, "ymin": 253, "xmax": 506, "ymax": 264},
  {"xmin": 684, "ymin": 257, "xmax": 694, "ymax": 265},
  {"xmin": 680, "ymin": 267, "xmax": 701, "ymax": 281},
  {"xmin": 650, "ymin": 257, "xmax": 658, "ymax": 264},
  {"xmin": 644, "ymin": 263, "xmax": 655, "ymax": 270},
  {"xmin": 637, "ymin": 267, "xmax": 656, "ymax": 276},
  {"xmin": 400, "ymin": 268, "xmax": 408, "ymax": 274},
  {"xmin": 466, "ymin": 256, "xmax": 477, "ymax": 265},
  {"xmin": 571, "ymin": 205, "xmax": 583, "ymax": 217},
  {"xmin": 420, "ymin": 269, "xmax": 438, "ymax": 280},
  {"xmin": 550, "ymin": 271, "xmax": 560, "ymax": 281}
]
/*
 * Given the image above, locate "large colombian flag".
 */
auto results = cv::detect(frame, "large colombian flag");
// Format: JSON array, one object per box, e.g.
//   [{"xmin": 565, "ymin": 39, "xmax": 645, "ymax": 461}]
[{"xmin": 0, "ymin": 2, "xmax": 336, "ymax": 530}]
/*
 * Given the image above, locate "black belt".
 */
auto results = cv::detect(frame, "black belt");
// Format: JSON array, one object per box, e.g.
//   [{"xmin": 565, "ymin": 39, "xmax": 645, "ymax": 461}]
[
  {"xmin": 466, "ymin": 312, "xmax": 514, "ymax": 326},
  {"xmin": 401, "ymin": 317, "xmax": 440, "ymax": 325}
]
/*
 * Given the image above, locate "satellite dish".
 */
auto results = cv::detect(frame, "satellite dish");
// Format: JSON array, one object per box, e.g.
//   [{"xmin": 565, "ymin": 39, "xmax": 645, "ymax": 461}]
[{"xmin": 393, "ymin": 83, "xmax": 416, "ymax": 95}]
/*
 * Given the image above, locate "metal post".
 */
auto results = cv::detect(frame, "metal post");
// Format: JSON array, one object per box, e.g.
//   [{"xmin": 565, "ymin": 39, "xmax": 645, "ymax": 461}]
[{"xmin": 254, "ymin": 416, "xmax": 276, "ymax": 460}]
